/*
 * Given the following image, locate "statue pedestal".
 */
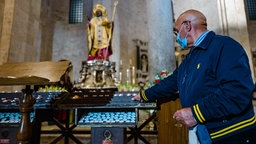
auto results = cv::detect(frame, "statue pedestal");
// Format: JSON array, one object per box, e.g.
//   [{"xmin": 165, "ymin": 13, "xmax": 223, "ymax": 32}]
[{"xmin": 74, "ymin": 60, "xmax": 117, "ymax": 90}]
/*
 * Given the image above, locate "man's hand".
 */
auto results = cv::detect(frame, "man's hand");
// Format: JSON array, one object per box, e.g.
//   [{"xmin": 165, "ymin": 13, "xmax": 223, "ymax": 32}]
[
  {"xmin": 173, "ymin": 107, "xmax": 197, "ymax": 127},
  {"xmin": 131, "ymin": 93, "xmax": 144, "ymax": 102}
]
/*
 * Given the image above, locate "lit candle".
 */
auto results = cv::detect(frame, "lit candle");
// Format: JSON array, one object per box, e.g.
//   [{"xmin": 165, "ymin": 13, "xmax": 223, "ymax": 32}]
[
  {"xmin": 126, "ymin": 69, "xmax": 131, "ymax": 84},
  {"xmin": 119, "ymin": 60, "xmax": 123, "ymax": 71},
  {"xmin": 119, "ymin": 71, "xmax": 122, "ymax": 83},
  {"xmin": 132, "ymin": 66, "xmax": 136, "ymax": 85},
  {"xmin": 119, "ymin": 60, "xmax": 123, "ymax": 83}
]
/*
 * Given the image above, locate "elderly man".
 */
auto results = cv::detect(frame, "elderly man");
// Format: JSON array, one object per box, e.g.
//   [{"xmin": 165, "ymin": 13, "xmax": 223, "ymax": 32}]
[{"xmin": 133, "ymin": 9, "xmax": 256, "ymax": 144}]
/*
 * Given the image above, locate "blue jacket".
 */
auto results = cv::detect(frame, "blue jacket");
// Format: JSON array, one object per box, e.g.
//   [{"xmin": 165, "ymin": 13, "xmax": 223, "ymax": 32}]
[{"xmin": 141, "ymin": 31, "xmax": 256, "ymax": 141}]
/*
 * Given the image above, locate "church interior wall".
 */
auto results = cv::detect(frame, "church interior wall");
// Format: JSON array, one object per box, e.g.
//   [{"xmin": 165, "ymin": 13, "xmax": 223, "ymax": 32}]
[
  {"xmin": 49, "ymin": 0, "xmax": 87, "ymax": 82},
  {"xmin": 118, "ymin": 0, "xmax": 149, "ymax": 82},
  {"xmin": 0, "ymin": 0, "xmax": 255, "ymax": 87},
  {"xmin": 38, "ymin": 0, "xmax": 151, "ymax": 82}
]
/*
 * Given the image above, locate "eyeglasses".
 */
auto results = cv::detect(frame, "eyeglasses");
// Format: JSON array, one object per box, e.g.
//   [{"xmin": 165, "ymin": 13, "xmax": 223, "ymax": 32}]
[
  {"xmin": 173, "ymin": 20, "xmax": 207, "ymax": 35},
  {"xmin": 173, "ymin": 27, "xmax": 178, "ymax": 36},
  {"xmin": 173, "ymin": 21, "xmax": 190, "ymax": 36}
]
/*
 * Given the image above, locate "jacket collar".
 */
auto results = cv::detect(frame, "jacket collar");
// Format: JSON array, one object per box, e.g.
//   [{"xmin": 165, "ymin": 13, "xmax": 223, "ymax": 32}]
[{"xmin": 195, "ymin": 31, "xmax": 216, "ymax": 50}]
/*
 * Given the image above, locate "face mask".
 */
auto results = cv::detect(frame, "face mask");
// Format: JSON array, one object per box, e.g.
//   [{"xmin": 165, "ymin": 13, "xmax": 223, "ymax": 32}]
[{"xmin": 176, "ymin": 32, "xmax": 188, "ymax": 49}]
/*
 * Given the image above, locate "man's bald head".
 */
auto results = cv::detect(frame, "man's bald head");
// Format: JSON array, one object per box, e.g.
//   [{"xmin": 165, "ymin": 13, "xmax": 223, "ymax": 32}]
[
  {"xmin": 174, "ymin": 9, "xmax": 208, "ymax": 48},
  {"xmin": 175, "ymin": 9, "xmax": 207, "ymax": 31}
]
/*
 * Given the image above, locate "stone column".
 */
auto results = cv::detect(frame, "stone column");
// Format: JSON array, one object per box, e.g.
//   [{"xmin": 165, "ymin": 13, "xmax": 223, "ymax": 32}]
[
  {"xmin": 40, "ymin": 0, "xmax": 54, "ymax": 61},
  {"xmin": 0, "ymin": 0, "xmax": 15, "ymax": 65},
  {"xmin": 146, "ymin": 0, "xmax": 175, "ymax": 81},
  {"xmin": 217, "ymin": 0, "xmax": 255, "ymax": 79}
]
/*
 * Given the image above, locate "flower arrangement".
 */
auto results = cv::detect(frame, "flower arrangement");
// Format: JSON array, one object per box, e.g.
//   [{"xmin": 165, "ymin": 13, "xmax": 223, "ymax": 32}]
[
  {"xmin": 153, "ymin": 69, "xmax": 172, "ymax": 84},
  {"xmin": 117, "ymin": 83, "xmax": 140, "ymax": 92},
  {"xmin": 117, "ymin": 69, "xmax": 172, "ymax": 92},
  {"xmin": 143, "ymin": 69, "xmax": 173, "ymax": 89},
  {"xmin": 38, "ymin": 85, "xmax": 67, "ymax": 92}
]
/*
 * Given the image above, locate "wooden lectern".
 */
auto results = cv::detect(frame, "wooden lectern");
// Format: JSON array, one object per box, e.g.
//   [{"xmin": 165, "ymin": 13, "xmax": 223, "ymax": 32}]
[{"xmin": 0, "ymin": 61, "xmax": 72, "ymax": 144}]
